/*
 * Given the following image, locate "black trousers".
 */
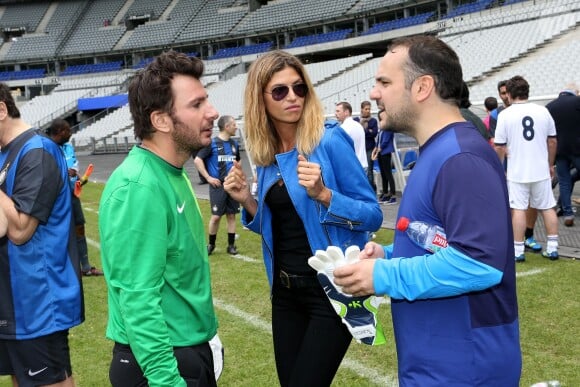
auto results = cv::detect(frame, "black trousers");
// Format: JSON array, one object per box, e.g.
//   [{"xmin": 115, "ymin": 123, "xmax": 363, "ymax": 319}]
[
  {"xmin": 109, "ymin": 342, "xmax": 216, "ymax": 387},
  {"xmin": 378, "ymin": 153, "xmax": 396, "ymax": 196},
  {"xmin": 271, "ymin": 281, "xmax": 352, "ymax": 387}
]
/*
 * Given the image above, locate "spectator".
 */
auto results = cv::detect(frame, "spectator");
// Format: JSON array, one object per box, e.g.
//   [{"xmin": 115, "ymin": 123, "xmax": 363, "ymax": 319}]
[
  {"xmin": 194, "ymin": 115, "xmax": 241, "ymax": 255},
  {"xmin": 0, "ymin": 82, "xmax": 83, "ymax": 386},
  {"xmin": 99, "ymin": 51, "xmax": 222, "ymax": 386},
  {"xmin": 224, "ymin": 50, "xmax": 382, "ymax": 386},
  {"xmin": 546, "ymin": 83, "xmax": 580, "ymax": 227},
  {"xmin": 483, "ymin": 96, "xmax": 498, "ymax": 131},
  {"xmin": 459, "ymin": 81, "xmax": 490, "ymax": 141},
  {"xmin": 488, "ymin": 79, "xmax": 511, "ymax": 137},
  {"xmin": 47, "ymin": 118, "xmax": 103, "ymax": 276},
  {"xmin": 375, "ymin": 109, "xmax": 396, "ymax": 204},
  {"xmin": 355, "ymin": 100, "xmax": 379, "ymax": 192},
  {"xmin": 495, "ymin": 75, "xmax": 560, "ymax": 261},
  {"xmin": 491, "ymin": 80, "xmax": 542, "ymax": 252},
  {"xmin": 333, "ymin": 35, "xmax": 521, "ymax": 386},
  {"xmin": 335, "ymin": 101, "xmax": 368, "ymax": 172}
]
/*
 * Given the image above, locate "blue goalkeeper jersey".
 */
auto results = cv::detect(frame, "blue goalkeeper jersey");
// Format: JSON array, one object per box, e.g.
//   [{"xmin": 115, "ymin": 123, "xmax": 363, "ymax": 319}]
[{"xmin": 373, "ymin": 122, "xmax": 521, "ymax": 386}]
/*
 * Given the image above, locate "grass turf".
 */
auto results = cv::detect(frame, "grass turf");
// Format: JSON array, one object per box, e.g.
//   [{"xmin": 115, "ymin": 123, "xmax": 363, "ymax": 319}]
[{"xmin": 1, "ymin": 182, "xmax": 578, "ymax": 386}]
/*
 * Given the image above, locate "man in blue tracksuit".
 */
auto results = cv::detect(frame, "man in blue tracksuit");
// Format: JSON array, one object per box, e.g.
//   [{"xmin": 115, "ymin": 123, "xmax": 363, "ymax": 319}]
[{"xmin": 334, "ymin": 36, "xmax": 521, "ymax": 386}]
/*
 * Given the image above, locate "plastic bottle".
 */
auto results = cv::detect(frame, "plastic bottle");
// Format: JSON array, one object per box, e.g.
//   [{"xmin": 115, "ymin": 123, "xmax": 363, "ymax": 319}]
[{"xmin": 396, "ymin": 217, "xmax": 448, "ymax": 253}]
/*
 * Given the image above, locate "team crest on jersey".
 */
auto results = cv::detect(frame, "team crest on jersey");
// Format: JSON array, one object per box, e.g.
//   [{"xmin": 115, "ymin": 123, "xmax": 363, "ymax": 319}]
[{"xmin": 0, "ymin": 162, "xmax": 10, "ymax": 186}]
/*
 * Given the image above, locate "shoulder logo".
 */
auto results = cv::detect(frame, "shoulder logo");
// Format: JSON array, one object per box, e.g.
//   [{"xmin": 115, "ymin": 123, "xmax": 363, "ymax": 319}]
[
  {"xmin": 0, "ymin": 162, "xmax": 10, "ymax": 186},
  {"xmin": 177, "ymin": 202, "xmax": 185, "ymax": 214}
]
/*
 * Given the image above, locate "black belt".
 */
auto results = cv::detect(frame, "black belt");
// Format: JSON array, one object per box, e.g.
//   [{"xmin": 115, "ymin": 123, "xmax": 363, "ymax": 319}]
[{"xmin": 279, "ymin": 270, "xmax": 319, "ymax": 289}]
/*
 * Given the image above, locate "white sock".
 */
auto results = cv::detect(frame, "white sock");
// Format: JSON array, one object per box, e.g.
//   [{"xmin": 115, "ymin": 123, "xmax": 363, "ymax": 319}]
[
  {"xmin": 546, "ymin": 235, "xmax": 558, "ymax": 253},
  {"xmin": 514, "ymin": 241, "xmax": 525, "ymax": 256}
]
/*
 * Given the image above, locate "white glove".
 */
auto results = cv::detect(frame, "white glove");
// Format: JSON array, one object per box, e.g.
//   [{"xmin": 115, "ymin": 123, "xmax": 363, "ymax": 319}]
[
  {"xmin": 308, "ymin": 246, "xmax": 386, "ymax": 346},
  {"xmin": 308, "ymin": 245, "xmax": 360, "ymax": 294},
  {"xmin": 208, "ymin": 334, "xmax": 224, "ymax": 381}
]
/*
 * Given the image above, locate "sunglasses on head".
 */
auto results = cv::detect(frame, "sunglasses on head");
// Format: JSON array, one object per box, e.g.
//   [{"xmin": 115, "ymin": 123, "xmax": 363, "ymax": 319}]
[{"xmin": 265, "ymin": 83, "xmax": 308, "ymax": 101}]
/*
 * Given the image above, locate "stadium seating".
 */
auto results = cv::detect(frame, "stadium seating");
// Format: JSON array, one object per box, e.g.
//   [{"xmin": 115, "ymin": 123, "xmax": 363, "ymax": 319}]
[
  {"xmin": 0, "ymin": 69, "xmax": 44, "ymax": 81},
  {"xmin": 121, "ymin": 0, "xmax": 205, "ymax": 50},
  {"xmin": 123, "ymin": 0, "xmax": 172, "ymax": 20},
  {"xmin": 1, "ymin": 0, "xmax": 579, "ymax": 151},
  {"xmin": 362, "ymin": 12, "xmax": 434, "ymax": 36},
  {"xmin": 208, "ymin": 42, "xmax": 273, "ymax": 60},
  {"xmin": 3, "ymin": 1, "xmax": 87, "ymax": 61},
  {"xmin": 60, "ymin": 62, "xmax": 123, "ymax": 76},
  {"xmin": 58, "ymin": 0, "xmax": 126, "ymax": 56},
  {"xmin": 0, "ymin": 2, "xmax": 49, "ymax": 31},
  {"xmin": 174, "ymin": 0, "xmax": 247, "ymax": 43},
  {"xmin": 285, "ymin": 29, "xmax": 353, "ymax": 49}
]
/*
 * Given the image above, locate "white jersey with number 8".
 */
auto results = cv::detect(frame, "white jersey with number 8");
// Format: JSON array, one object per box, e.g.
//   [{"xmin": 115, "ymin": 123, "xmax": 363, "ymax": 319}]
[{"xmin": 495, "ymin": 102, "xmax": 556, "ymax": 183}]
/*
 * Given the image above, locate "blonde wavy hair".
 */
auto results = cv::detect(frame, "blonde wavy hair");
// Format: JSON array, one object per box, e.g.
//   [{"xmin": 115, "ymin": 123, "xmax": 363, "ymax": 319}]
[{"xmin": 244, "ymin": 50, "xmax": 325, "ymax": 166}]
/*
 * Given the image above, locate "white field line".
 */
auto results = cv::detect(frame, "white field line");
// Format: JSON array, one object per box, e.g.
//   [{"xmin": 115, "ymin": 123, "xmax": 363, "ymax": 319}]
[
  {"xmin": 231, "ymin": 254, "xmax": 259, "ymax": 263},
  {"xmin": 516, "ymin": 268, "xmax": 545, "ymax": 278},
  {"xmin": 86, "ymin": 238, "xmax": 543, "ymax": 385},
  {"xmin": 87, "ymin": 238, "xmax": 101, "ymax": 250},
  {"xmin": 213, "ymin": 298, "xmax": 397, "ymax": 387},
  {"xmin": 87, "ymin": 238, "xmax": 396, "ymax": 385},
  {"xmin": 88, "ymin": 236, "xmax": 548, "ymax": 281},
  {"xmin": 83, "ymin": 206, "xmax": 98, "ymax": 214}
]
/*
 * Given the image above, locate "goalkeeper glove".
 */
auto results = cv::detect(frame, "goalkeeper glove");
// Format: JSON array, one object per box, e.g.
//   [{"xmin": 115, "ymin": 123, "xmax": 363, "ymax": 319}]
[
  {"xmin": 308, "ymin": 246, "xmax": 386, "ymax": 346},
  {"xmin": 208, "ymin": 334, "xmax": 224, "ymax": 381}
]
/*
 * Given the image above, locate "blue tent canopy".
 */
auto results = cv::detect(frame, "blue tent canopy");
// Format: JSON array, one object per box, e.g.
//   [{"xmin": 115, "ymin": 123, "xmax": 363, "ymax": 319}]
[{"xmin": 77, "ymin": 94, "xmax": 128, "ymax": 110}]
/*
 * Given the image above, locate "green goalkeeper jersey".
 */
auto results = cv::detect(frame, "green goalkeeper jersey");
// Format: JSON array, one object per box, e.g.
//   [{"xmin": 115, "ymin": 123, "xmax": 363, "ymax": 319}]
[{"xmin": 99, "ymin": 146, "xmax": 218, "ymax": 387}]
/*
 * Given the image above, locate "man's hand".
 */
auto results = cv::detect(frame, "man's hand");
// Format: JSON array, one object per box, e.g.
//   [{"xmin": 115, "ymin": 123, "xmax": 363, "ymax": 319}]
[
  {"xmin": 359, "ymin": 242, "xmax": 385, "ymax": 260},
  {"xmin": 308, "ymin": 246, "xmax": 386, "ymax": 346},
  {"xmin": 334, "ymin": 259, "xmax": 378, "ymax": 297},
  {"xmin": 207, "ymin": 176, "xmax": 222, "ymax": 188}
]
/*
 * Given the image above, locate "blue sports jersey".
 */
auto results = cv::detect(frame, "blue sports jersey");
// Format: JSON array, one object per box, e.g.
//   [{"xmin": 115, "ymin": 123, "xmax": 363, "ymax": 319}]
[
  {"xmin": 373, "ymin": 122, "xmax": 521, "ymax": 386},
  {"xmin": 61, "ymin": 141, "xmax": 79, "ymax": 190},
  {"xmin": 0, "ymin": 129, "xmax": 83, "ymax": 340},
  {"xmin": 196, "ymin": 137, "xmax": 240, "ymax": 181}
]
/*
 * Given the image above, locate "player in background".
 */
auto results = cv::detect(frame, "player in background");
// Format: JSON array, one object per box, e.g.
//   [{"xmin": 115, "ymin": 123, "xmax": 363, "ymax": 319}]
[
  {"xmin": 47, "ymin": 119, "xmax": 103, "ymax": 276},
  {"xmin": 495, "ymin": 75, "xmax": 559, "ymax": 261},
  {"xmin": 194, "ymin": 115, "xmax": 241, "ymax": 255}
]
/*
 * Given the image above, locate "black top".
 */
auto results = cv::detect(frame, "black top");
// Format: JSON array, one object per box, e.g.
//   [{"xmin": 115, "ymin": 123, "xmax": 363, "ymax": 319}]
[{"xmin": 265, "ymin": 180, "xmax": 314, "ymax": 275}]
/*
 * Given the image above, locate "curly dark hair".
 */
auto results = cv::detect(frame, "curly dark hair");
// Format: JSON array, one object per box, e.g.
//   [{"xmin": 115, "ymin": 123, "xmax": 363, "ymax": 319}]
[{"xmin": 128, "ymin": 51, "xmax": 204, "ymax": 140}]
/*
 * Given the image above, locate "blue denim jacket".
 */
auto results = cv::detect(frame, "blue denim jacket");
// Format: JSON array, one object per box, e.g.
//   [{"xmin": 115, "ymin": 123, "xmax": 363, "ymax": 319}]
[{"xmin": 242, "ymin": 121, "xmax": 383, "ymax": 288}]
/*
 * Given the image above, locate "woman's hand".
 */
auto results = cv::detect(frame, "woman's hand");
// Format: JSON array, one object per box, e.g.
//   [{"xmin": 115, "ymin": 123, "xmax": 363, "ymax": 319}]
[{"xmin": 297, "ymin": 154, "xmax": 331, "ymax": 206}]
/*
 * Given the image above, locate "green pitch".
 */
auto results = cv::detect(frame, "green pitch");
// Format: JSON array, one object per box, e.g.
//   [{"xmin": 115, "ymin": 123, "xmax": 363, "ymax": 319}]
[{"xmin": 1, "ymin": 183, "xmax": 578, "ymax": 386}]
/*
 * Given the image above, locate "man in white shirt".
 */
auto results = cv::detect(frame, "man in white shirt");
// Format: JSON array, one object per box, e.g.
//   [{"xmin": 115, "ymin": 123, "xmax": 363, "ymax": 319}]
[
  {"xmin": 495, "ymin": 75, "xmax": 559, "ymax": 262},
  {"xmin": 335, "ymin": 101, "xmax": 368, "ymax": 173}
]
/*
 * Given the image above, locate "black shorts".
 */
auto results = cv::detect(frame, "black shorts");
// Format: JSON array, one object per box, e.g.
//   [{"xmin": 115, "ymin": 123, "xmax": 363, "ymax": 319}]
[
  {"xmin": 209, "ymin": 185, "xmax": 240, "ymax": 216},
  {"xmin": 71, "ymin": 194, "xmax": 85, "ymax": 226},
  {"xmin": 109, "ymin": 342, "xmax": 217, "ymax": 387},
  {"xmin": 0, "ymin": 330, "xmax": 72, "ymax": 385}
]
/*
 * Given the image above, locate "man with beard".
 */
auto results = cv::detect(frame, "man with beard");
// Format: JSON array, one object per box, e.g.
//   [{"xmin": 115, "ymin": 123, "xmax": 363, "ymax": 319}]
[
  {"xmin": 99, "ymin": 51, "xmax": 222, "ymax": 387},
  {"xmin": 333, "ymin": 36, "xmax": 521, "ymax": 386}
]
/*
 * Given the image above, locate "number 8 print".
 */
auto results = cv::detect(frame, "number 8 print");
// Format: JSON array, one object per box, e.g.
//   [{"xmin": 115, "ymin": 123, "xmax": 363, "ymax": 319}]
[{"xmin": 522, "ymin": 115, "xmax": 535, "ymax": 141}]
